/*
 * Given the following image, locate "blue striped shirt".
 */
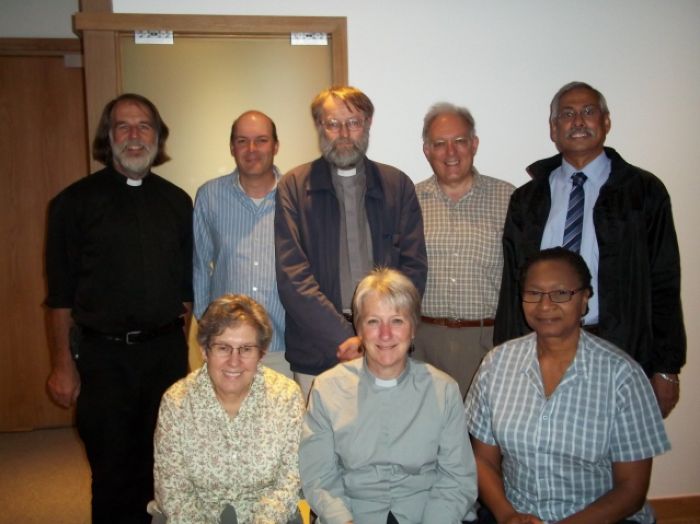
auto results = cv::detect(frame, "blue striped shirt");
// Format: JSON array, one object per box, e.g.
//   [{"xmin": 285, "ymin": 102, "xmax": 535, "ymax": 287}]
[
  {"xmin": 465, "ymin": 331, "xmax": 670, "ymax": 523},
  {"xmin": 193, "ymin": 168, "xmax": 285, "ymax": 352}
]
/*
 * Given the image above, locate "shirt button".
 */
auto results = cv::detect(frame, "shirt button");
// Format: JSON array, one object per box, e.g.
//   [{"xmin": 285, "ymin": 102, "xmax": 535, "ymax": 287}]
[
  {"xmin": 542, "ymin": 415, "xmax": 549, "ymax": 420},
  {"xmin": 252, "ymin": 286, "xmax": 258, "ymax": 292},
  {"xmin": 253, "ymin": 261, "xmax": 259, "ymax": 266}
]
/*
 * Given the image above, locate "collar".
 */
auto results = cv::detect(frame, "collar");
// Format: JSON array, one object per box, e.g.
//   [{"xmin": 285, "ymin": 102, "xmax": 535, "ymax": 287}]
[
  {"xmin": 309, "ymin": 156, "xmax": 383, "ymax": 198},
  {"xmin": 230, "ymin": 166, "xmax": 281, "ymax": 200},
  {"xmin": 422, "ymin": 168, "xmax": 483, "ymax": 203},
  {"xmin": 106, "ymin": 164, "xmax": 152, "ymax": 186},
  {"xmin": 560, "ymin": 151, "xmax": 610, "ymax": 184},
  {"xmin": 361, "ymin": 356, "xmax": 411, "ymax": 387}
]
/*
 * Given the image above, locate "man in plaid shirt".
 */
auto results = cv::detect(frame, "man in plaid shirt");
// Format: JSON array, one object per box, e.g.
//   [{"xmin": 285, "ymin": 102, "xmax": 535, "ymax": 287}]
[{"xmin": 414, "ymin": 102, "xmax": 514, "ymax": 398}]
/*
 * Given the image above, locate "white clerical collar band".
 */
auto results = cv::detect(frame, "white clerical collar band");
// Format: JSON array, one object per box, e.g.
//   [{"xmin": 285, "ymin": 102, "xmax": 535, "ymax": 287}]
[
  {"xmin": 337, "ymin": 167, "xmax": 357, "ymax": 177},
  {"xmin": 374, "ymin": 377, "xmax": 398, "ymax": 388},
  {"xmin": 126, "ymin": 178, "xmax": 143, "ymax": 187}
]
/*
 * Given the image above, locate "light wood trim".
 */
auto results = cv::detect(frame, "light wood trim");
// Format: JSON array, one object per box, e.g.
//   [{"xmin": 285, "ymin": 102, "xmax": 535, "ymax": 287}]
[
  {"xmin": 79, "ymin": 0, "xmax": 112, "ymax": 12},
  {"xmin": 0, "ymin": 38, "xmax": 80, "ymax": 56},
  {"xmin": 82, "ymin": 30, "xmax": 119, "ymax": 171},
  {"xmin": 74, "ymin": 12, "xmax": 346, "ymax": 35},
  {"xmin": 74, "ymin": 12, "xmax": 347, "ymax": 171},
  {"xmin": 650, "ymin": 495, "xmax": 700, "ymax": 524}
]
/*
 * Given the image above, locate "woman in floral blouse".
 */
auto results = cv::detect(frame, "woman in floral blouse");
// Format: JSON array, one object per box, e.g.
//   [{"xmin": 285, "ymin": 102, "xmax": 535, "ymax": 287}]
[{"xmin": 154, "ymin": 294, "xmax": 305, "ymax": 524}]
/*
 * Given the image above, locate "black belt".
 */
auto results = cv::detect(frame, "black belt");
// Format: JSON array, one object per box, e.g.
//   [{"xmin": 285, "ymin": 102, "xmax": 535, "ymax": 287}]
[
  {"xmin": 421, "ymin": 316, "xmax": 495, "ymax": 328},
  {"xmin": 80, "ymin": 317, "xmax": 184, "ymax": 345}
]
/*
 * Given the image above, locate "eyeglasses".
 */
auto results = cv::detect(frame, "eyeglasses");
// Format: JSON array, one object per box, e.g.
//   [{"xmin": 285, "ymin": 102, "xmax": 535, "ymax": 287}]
[
  {"xmin": 321, "ymin": 118, "xmax": 365, "ymax": 132},
  {"xmin": 428, "ymin": 136, "xmax": 472, "ymax": 152},
  {"xmin": 521, "ymin": 288, "xmax": 585, "ymax": 303},
  {"xmin": 556, "ymin": 105, "xmax": 601, "ymax": 121},
  {"xmin": 208, "ymin": 343, "xmax": 259, "ymax": 359}
]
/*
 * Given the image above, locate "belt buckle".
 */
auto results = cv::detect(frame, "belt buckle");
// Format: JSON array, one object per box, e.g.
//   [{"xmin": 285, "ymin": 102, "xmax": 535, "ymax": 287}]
[{"xmin": 125, "ymin": 330, "xmax": 142, "ymax": 345}]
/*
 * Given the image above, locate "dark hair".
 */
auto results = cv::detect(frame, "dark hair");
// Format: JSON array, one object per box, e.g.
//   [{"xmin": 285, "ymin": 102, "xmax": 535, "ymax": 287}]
[
  {"xmin": 311, "ymin": 86, "xmax": 375, "ymax": 124},
  {"xmin": 197, "ymin": 294, "xmax": 273, "ymax": 354},
  {"xmin": 519, "ymin": 247, "xmax": 594, "ymax": 299},
  {"xmin": 230, "ymin": 110, "xmax": 278, "ymax": 144},
  {"xmin": 92, "ymin": 93, "xmax": 170, "ymax": 167}
]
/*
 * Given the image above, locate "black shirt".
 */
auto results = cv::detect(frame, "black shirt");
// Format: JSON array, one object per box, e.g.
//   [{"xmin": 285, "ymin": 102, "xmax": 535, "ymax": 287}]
[{"xmin": 46, "ymin": 166, "xmax": 193, "ymax": 332}]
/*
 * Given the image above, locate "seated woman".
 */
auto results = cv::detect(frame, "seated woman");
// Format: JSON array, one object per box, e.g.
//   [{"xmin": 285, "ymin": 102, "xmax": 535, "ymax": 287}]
[
  {"xmin": 465, "ymin": 247, "xmax": 670, "ymax": 524},
  {"xmin": 153, "ymin": 294, "xmax": 305, "ymax": 524},
  {"xmin": 299, "ymin": 268, "xmax": 477, "ymax": 524}
]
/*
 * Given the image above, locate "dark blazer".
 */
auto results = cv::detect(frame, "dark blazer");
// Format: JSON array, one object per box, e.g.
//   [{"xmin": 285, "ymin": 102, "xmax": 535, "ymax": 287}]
[
  {"xmin": 275, "ymin": 156, "xmax": 427, "ymax": 375},
  {"xmin": 494, "ymin": 147, "xmax": 685, "ymax": 375}
]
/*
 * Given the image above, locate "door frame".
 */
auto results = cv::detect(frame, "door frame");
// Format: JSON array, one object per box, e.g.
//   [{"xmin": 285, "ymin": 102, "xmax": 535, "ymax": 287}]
[{"xmin": 73, "ymin": 12, "xmax": 348, "ymax": 170}]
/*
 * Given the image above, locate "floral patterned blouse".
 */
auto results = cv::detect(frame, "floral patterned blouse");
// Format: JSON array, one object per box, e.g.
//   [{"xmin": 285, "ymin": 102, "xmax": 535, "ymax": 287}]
[{"xmin": 154, "ymin": 364, "xmax": 305, "ymax": 524}]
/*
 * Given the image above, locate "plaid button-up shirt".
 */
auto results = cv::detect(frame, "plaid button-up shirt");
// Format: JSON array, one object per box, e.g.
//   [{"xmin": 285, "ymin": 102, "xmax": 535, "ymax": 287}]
[
  {"xmin": 415, "ymin": 172, "xmax": 514, "ymax": 319},
  {"xmin": 465, "ymin": 331, "xmax": 670, "ymax": 523}
]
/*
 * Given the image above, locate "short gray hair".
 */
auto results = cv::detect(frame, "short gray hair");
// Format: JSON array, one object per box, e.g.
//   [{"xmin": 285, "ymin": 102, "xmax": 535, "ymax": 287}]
[
  {"xmin": 352, "ymin": 268, "xmax": 420, "ymax": 331},
  {"xmin": 549, "ymin": 81, "xmax": 609, "ymax": 122},
  {"xmin": 422, "ymin": 102, "xmax": 476, "ymax": 143}
]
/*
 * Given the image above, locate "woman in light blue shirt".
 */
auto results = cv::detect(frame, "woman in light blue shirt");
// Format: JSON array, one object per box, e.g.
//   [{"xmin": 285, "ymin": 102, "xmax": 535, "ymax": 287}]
[
  {"xmin": 466, "ymin": 248, "xmax": 669, "ymax": 524},
  {"xmin": 300, "ymin": 268, "xmax": 477, "ymax": 524}
]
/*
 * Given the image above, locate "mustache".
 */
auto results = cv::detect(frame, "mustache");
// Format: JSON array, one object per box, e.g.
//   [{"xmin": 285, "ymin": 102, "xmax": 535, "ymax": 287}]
[
  {"xmin": 566, "ymin": 127, "xmax": 594, "ymax": 139},
  {"xmin": 116, "ymin": 139, "xmax": 153, "ymax": 153}
]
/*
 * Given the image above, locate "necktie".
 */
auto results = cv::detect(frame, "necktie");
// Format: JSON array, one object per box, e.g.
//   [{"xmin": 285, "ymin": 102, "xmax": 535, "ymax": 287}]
[{"xmin": 562, "ymin": 172, "xmax": 587, "ymax": 253}]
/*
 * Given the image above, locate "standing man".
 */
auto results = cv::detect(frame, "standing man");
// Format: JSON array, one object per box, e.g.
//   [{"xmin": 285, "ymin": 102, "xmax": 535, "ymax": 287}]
[
  {"xmin": 194, "ymin": 110, "xmax": 289, "ymax": 376},
  {"xmin": 45, "ymin": 94, "xmax": 192, "ymax": 523},
  {"xmin": 414, "ymin": 103, "xmax": 514, "ymax": 398},
  {"xmin": 275, "ymin": 86, "xmax": 427, "ymax": 398},
  {"xmin": 495, "ymin": 81, "xmax": 685, "ymax": 417}
]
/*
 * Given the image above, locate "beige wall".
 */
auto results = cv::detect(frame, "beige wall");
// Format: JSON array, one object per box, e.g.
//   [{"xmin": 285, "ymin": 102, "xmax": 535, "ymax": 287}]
[{"xmin": 121, "ymin": 36, "xmax": 331, "ymax": 197}]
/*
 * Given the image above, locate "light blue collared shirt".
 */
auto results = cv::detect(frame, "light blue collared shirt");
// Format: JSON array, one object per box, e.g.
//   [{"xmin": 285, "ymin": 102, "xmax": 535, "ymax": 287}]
[
  {"xmin": 540, "ymin": 152, "xmax": 611, "ymax": 324},
  {"xmin": 465, "ymin": 331, "xmax": 670, "ymax": 524},
  {"xmin": 193, "ymin": 168, "xmax": 285, "ymax": 352}
]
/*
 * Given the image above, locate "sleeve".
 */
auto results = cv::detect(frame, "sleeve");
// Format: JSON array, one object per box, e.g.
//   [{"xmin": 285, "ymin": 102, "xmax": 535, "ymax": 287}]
[
  {"xmin": 251, "ymin": 385, "xmax": 306, "ymax": 524},
  {"xmin": 493, "ymin": 192, "xmax": 530, "ymax": 345},
  {"xmin": 180, "ymin": 191, "xmax": 195, "ymax": 304},
  {"xmin": 45, "ymin": 191, "xmax": 79, "ymax": 308},
  {"xmin": 646, "ymin": 184, "xmax": 686, "ymax": 373},
  {"xmin": 193, "ymin": 187, "xmax": 213, "ymax": 319},
  {"xmin": 396, "ymin": 174, "xmax": 428, "ymax": 297},
  {"xmin": 464, "ymin": 355, "xmax": 496, "ymax": 446},
  {"xmin": 299, "ymin": 384, "xmax": 354, "ymax": 524},
  {"xmin": 274, "ymin": 173, "xmax": 354, "ymax": 349},
  {"xmin": 609, "ymin": 362, "xmax": 671, "ymax": 462},
  {"xmin": 423, "ymin": 381, "xmax": 477, "ymax": 523},
  {"xmin": 153, "ymin": 394, "xmax": 205, "ymax": 524}
]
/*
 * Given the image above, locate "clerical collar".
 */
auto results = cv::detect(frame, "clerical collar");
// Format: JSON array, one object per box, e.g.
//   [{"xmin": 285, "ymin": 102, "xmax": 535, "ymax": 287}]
[
  {"xmin": 336, "ymin": 167, "xmax": 357, "ymax": 177},
  {"xmin": 126, "ymin": 177, "xmax": 143, "ymax": 187},
  {"xmin": 374, "ymin": 376, "xmax": 398, "ymax": 388}
]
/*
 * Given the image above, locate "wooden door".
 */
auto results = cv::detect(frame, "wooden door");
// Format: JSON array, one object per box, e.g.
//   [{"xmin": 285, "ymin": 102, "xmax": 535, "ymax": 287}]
[{"xmin": 0, "ymin": 40, "xmax": 88, "ymax": 431}]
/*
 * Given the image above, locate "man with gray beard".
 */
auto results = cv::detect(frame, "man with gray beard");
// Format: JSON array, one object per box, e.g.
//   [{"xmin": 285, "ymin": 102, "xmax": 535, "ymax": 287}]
[
  {"xmin": 275, "ymin": 86, "xmax": 427, "ymax": 398},
  {"xmin": 45, "ymin": 94, "xmax": 192, "ymax": 523}
]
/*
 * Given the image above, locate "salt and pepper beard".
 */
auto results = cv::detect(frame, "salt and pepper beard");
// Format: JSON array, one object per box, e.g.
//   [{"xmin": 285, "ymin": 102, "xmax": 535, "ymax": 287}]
[
  {"xmin": 110, "ymin": 137, "xmax": 158, "ymax": 180},
  {"xmin": 318, "ymin": 126, "xmax": 370, "ymax": 169}
]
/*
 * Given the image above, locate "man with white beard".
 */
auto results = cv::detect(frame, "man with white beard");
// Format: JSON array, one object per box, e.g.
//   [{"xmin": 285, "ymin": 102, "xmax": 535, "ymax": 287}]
[
  {"xmin": 45, "ymin": 93, "xmax": 192, "ymax": 523},
  {"xmin": 275, "ymin": 86, "xmax": 427, "ymax": 399}
]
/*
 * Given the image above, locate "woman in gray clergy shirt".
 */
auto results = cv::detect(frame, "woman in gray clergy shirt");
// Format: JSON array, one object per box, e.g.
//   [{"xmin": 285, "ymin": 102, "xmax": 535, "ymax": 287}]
[{"xmin": 299, "ymin": 268, "xmax": 477, "ymax": 524}]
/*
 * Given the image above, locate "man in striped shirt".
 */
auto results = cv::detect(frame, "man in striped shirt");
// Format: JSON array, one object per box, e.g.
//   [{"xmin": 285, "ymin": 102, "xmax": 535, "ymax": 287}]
[{"xmin": 194, "ymin": 110, "xmax": 290, "ymax": 376}]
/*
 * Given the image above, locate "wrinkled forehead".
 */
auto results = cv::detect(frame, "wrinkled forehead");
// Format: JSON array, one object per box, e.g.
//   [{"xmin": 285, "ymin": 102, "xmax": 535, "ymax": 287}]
[
  {"xmin": 111, "ymin": 99, "xmax": 156, "ymax": 126},
  {"xmin": 322, "ymin": 95, "xmax": 365, "ymax": 118}
]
